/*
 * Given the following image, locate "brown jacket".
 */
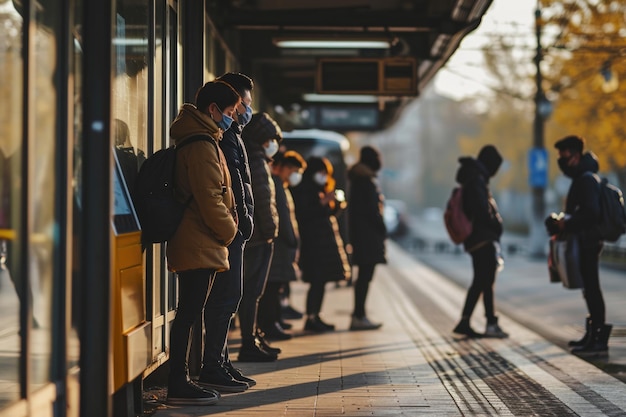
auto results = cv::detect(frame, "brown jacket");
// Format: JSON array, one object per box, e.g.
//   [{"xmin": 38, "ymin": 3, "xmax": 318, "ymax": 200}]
[{"xmin": 166, "ymin": 104, "xmax": 238, "ymax": 272}]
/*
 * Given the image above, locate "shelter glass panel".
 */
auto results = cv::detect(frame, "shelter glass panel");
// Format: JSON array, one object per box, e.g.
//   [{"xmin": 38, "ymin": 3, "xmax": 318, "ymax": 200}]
[
  {"xmin": 70, "ymin": 0, "xmax": 84, "ymax": 371},
  {"xmin": 0, "ymin": 0, "xmax": 23, "ymax": 407},
  {"xmin": 29, "ymin": 0, "xmax": 64, "ymax": 392}
]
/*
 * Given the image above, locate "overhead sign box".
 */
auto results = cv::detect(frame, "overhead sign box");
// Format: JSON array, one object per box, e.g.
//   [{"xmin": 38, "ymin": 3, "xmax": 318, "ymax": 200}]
[
  {"xmin": 318, "ymin": 106, "xmax": 379, "ymax": 130},
  {"xmin": 316, "ymin": 57, "xmax": 417, "ymax": 96}
]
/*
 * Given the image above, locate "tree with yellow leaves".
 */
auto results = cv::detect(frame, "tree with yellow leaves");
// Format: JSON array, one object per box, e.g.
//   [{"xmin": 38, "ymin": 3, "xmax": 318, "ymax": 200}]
[
  {"xmin": 540, "ymin": 0, "xmax": 626, "ymax": 187},
  {"xmin": 458, "ymin": 34, "xmax": 535, "ymax": 193}
]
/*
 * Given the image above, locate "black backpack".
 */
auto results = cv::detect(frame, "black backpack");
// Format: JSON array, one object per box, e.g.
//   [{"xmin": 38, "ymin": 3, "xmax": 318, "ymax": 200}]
[
  {"xmin": 589, "ymin": 174, "xmax": 626, "ymax": 242},
  {"xmin": 132, "ymin": 135, "xmax": 212, "ymax": 245}
]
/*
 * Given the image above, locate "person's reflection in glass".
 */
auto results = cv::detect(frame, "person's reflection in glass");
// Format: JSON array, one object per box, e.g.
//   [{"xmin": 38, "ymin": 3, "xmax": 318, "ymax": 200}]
[{"xmin": 114, "ymin": 119, "xmax": 145, "ymax": 194}]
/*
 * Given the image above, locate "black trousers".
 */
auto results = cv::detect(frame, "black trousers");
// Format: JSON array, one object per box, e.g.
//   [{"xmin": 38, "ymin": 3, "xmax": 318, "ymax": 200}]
[
  {"xmin": 257, "ymin": 281, "xmax": 282, "ymax": 330},
  {"xmin": 239, "ymin": 242, "xmax": 274, "ymax": 342},
  {"xmin": 306, "ymin": 280, "xmax": 327, "ymax": 316},
  {"xmin": 461, "ymin": 242, "xmax": 497, "ymax": 322},
  {"xmin": 352, "ymin": 263, "xmax": 376, "ymax": 318},
  {"xmin": 203, "ymin": 233, "xmax": 245, "ymax": 368},
  {"xmin": 168, "ymin": 269, "xmax": 215, "ymax": 384},
  {"xmin": 580, "ymin": 243, "xmax": 605, "ymax": 326}
]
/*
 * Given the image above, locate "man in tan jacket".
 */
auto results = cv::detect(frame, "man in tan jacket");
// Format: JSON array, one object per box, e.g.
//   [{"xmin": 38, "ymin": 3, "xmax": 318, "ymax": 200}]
[{"xmin": 165, "ymin": 81, "xmax": 240, "ymax": 406}]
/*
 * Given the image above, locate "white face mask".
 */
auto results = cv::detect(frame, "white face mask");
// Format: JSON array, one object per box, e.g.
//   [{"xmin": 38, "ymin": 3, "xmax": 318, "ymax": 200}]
[
  {"xmin": 313, "ymin": 172, "xmax": 328, "ymax": 186},
  {"xmin": 265, "ymin": 139, "xmax": 279, "ymax": 158},
  {"xmin": 288, "ymin": 171, "xmax": 302, "ymax": 187}
]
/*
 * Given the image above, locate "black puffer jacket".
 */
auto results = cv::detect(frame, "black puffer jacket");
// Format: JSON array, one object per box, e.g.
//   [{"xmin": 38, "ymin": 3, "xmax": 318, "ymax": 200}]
[
  {"xmin": 220, "ymin": 122, "xmax": 254, "ymax": 241},
  {"xmin": 455, "ymin": 157, "xmax": 503, "ymax": 252},
  {"xmin": 241, "ymin": 113, "xmax": 279, "ymax": 246},
  {"xmin": 292, "ymin": 161, "xmax": 350, "ymax": 283},
  {"xmin": 347, "ymin": 162, "xmax": 387, "ymax": 265},
  {"xmin": 562, "ymin": 152, "xmax": 602, "ymax": 245}
]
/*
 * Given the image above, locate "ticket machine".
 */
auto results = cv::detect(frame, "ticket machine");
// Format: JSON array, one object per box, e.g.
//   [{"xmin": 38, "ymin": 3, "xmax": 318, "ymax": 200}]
[{"xmin": 111, "ymin": 151, "xmax": 150, "ymax": 393}]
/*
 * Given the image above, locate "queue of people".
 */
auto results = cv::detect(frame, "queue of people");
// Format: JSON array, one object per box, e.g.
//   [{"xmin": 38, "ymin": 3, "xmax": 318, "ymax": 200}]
[
  {"xmin": 155, "ymin": 72, "xmax": 388, "ymax": 406},
  {"xmin": 143, "ymin": 71, "xmax": 615, "ymax": 407}
]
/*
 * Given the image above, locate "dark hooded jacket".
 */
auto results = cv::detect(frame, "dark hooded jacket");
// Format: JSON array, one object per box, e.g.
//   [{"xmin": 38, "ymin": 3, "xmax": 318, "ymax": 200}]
[
  {"xmin": 561, "ymin": 152, "xmax": 602, "ymax": 245},
  {"xmin": 455, "ymin": 157, "xmax": 503, "ymax": 252},
  {"xmin": 347, "ymin": 161, "xmax": 387, "ymax": 265}
]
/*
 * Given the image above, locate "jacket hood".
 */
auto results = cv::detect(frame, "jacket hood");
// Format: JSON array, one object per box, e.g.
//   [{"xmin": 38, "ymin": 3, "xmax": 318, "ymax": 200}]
[
  {"xmin": 570, "ymin": 151, "xmax": 599, "ymax": 177},
  {"xmin": 169, "ymin": 103, "xmax": 222, "ymax": 143},
  {"xmin": 477, "ymin": 145, "xmax": 502, "ymax": 177},
  {"xmin": 455, "ymin": 156, "xmax": 489, "ymax": 185},
  {"xmin": 348, "ymin": 161, "xmax": 376, "ymax": 180},
  {"xmin": 359, "ymin": 146, "xmax": 382, "ymax": 172}
]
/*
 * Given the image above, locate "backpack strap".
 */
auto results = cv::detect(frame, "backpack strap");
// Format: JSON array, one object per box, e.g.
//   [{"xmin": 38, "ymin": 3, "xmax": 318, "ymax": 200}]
[
  {"xmin": 177, "ymin": 134, "xmax": 212, "ymax": 149},
  {"xmin": 175, "ymin": 134, "xmax": 223, "ymax": 203},
  {"xmin": 177, "ymin": 134, "xmax": 221, "ymax": 159}
]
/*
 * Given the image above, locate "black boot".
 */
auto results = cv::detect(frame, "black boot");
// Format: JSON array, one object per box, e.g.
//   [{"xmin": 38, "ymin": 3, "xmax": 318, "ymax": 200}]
[
  {"xmin": 571, "ymin": 324, "xmax": 612, "ymax": 358},
  {"xmin": 568, "ymin": 316, "xmax": 591, "ymax": 347}
]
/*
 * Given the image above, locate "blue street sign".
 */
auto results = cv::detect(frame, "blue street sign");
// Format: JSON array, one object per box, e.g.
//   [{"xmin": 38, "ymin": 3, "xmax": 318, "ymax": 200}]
[{"xmin": 528, "ymin": 148, "xmax": 548, "ymax": 188}]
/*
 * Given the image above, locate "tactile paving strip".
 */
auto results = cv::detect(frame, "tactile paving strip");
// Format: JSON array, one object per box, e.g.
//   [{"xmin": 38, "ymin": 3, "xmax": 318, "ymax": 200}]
[{"xmin": 386, "ymin": 269, "xmax": 607, "ymax": 416}]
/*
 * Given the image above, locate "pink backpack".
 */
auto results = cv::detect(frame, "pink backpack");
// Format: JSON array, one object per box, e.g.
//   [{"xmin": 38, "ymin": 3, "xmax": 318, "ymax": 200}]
[{"xmin": 444, "ymin": 187, "xmax": 472, "ymax": 244}]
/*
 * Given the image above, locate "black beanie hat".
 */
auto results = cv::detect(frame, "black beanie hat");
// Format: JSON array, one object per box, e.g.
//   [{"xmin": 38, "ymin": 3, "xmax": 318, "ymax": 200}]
[
  {"xmin": 477, "ymin": 145, "xmax": 502, "ymax": 177},
  {"xmin": 360, "ymin": 145, "xmax": 382, "ymax": 172},
  {"xmin": 241, "ymin": 112, "xmax": 282, "ymax": 145},
  {"xmin": 554, "ymin": 135, "xmax": 584, "ymax": 153}
]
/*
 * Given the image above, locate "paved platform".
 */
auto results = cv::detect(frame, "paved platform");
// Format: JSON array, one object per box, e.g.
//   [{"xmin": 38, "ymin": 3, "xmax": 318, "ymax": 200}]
[{"xmin": 146, "ymin": 241, "xmax": 626, "ymax": 416}]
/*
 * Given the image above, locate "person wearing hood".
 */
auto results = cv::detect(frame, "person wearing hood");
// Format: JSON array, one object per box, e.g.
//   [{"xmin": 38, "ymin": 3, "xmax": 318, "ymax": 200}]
[
  {"xmin": 198, "ymin": 73, "xmax": 256, "ymax": 393},
  {"xmin": 292, "ymin": 156, "xmax": 351, "ymax": 332},
  {"xmin": 347, "ymin": 146, "xmax": 386, "ymax": 331},
  {"xmin": 238, "ymin": 112, "xmax": 281, "ymax": 362},
  {"xmin": 545, "ymin": 135, "xmax": 610, "ymax": 358},
  {"xmin": 165, "ymin": 81, "xmax": 240, "ymax": 406},
  {"xmin": 452, "ymin": 145, "xmax": 508, "ymax": 339}
]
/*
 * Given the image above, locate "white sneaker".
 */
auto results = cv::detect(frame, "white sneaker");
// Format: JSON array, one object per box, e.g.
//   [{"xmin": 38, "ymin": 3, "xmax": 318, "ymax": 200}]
[
  {"xmin": 484, "ymin": 323, "xmax": 509, "ymax": 338},
  {"xmin": 350, "ymin": 316, "xmax": 382, "ymax": 331}
]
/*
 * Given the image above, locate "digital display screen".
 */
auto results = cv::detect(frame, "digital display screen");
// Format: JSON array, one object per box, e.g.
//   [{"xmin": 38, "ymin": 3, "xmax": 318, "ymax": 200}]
[{"xmin": 112, "ymin": 148, "xmax": 140, "ymax": 235}]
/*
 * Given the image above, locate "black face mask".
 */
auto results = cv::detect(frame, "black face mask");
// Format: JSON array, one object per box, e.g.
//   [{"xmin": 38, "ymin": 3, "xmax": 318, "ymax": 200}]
[{"xmin": 558, "ymin": 156, "xmax": 575, "ymax": 177}]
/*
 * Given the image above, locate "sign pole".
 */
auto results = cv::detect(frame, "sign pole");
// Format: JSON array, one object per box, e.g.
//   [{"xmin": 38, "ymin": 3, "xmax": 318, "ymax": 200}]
[{"xmin": 528, "ymin": 3, "xmax": 549, "ymax": 258}]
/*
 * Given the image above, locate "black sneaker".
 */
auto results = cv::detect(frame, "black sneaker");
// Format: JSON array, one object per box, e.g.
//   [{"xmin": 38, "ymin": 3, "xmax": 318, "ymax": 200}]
[
  {"xmin": 316, "ymin": 315, "xmax": 335, "ymax": 330},
  {"xmin": 197, "ymin": 365, "xmax": 249, "ymax": 393},
  {"xmin": 167, "ymin": 380, "xmax": 220, "ymax": 406},
  {"xmin": 260, "ymin": 322, "xmax": 292, "ymax": 341},
  {"xmin": 279, "ymin": 320, "xmax": 293, "ymax": 330},
  {"xmin": 238, "ymin": 340, "xmax": 278, "ymax": 362},
  {"xmin": 281, "ymin": 305, "xmax": 303, "ymax": 320},
  {"xmin": 304, "ymin": 316, "xmax": 335, "ymax": 332},
  {"xmin": 225, "ymin": 362, "xmax": 257, "ymax": 387},
  {"xmin": 452, "ymin": 320, "xmax": 483, "ymax": 338},
  {"xmin": 224, "ymin": 361, "xmax": 256, "ymax": 387},
  {"xmin": 255, "ymin": 331, "xmax": 282, "ymax": 354}
]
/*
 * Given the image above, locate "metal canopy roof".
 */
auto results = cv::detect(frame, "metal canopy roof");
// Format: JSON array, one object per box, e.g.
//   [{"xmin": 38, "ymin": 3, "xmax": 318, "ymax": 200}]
[{"xmin": 209, "ymin": 0, "xmax": 493, "ymax": 108}]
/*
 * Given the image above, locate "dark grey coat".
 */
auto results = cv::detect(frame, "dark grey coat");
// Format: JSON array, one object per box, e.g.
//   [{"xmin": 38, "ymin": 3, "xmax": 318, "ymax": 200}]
[{"xmin": 347, "ymin": 162, "xmax": 387, "ymax": 265}]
